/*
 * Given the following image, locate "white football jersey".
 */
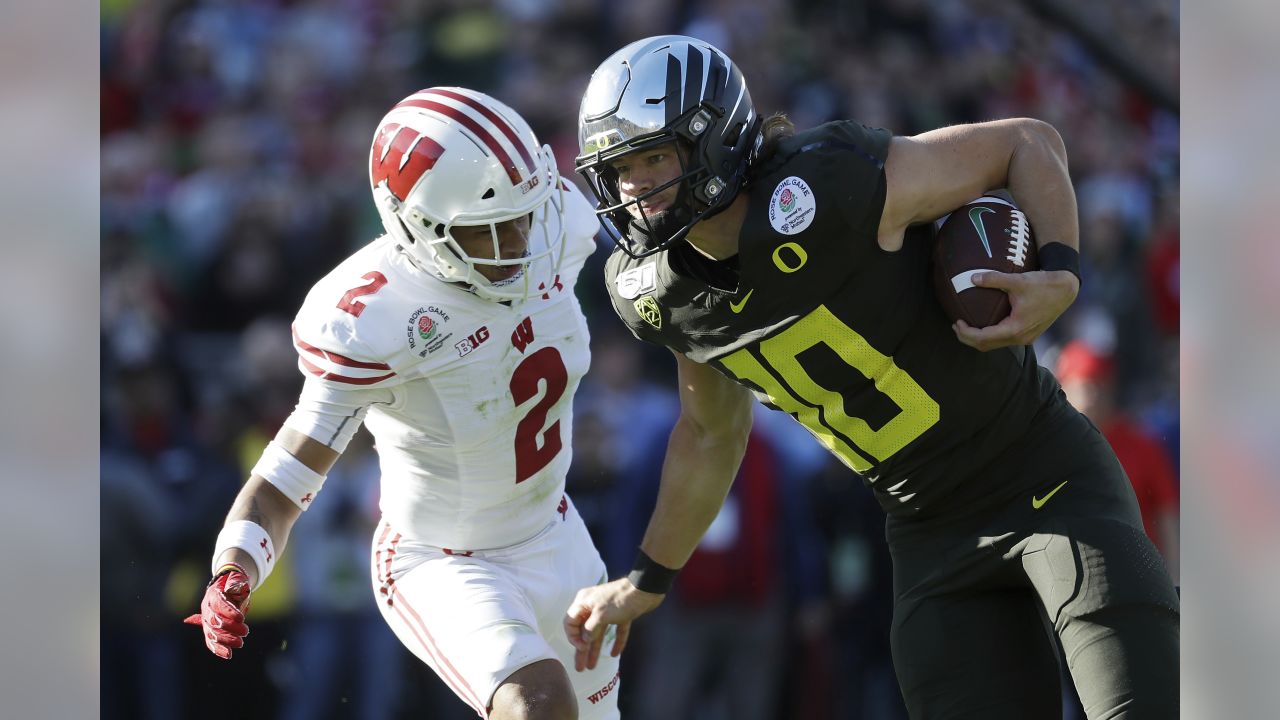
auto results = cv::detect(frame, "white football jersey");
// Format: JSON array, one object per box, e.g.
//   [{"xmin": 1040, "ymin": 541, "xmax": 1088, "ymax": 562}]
[{"xmin": 288, "ymin": 183, "xmax": 599, "ymax": 550}]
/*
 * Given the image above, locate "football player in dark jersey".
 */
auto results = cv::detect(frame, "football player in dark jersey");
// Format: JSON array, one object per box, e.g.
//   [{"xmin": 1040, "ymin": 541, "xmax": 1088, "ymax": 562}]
[{"xmin": 563, "ymin": 35, "xmax": 1178, "ymax": 719}]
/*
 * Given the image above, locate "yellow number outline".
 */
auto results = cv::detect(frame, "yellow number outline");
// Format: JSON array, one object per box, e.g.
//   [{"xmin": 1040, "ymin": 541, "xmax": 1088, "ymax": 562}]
[{"xmin": 720, "ymin": 306, "xmax": 939, "ymax": 472}]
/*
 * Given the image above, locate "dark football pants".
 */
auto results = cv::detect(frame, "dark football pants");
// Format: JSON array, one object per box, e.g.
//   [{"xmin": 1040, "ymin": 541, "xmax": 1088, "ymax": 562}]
[{"xmin": 886, "ymin": 410, "xmax": 1180, "ymax": 719}]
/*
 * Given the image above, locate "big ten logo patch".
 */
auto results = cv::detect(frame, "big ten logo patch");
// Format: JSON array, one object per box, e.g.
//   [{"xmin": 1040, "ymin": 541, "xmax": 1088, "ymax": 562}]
[
  {"xmin": 454, "ymin": 326, "xmax": 491, "ymax": 357},
  {"xmin": 518, "ymin": 173, "xmax": 541, "ymax": 196},
  {"xmin": 510, "ymin": 317, "xmax": 535, "ymax": 353}
]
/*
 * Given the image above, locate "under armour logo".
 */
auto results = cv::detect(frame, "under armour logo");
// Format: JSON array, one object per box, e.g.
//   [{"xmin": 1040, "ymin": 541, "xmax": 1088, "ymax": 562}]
[
  {"xmin": 558, "ymin": 496, "xmax": 568, "ymax": 521},
  {"xmin": 538, "ymin": 275, "xmax": 564, "ymax": 300},
  {"xmin": 260, "ymin": 538, "xmax": 273, "ymax": 563},
  {"xmin": 300, "ymin": 493, "xmax": 313, "ymax": 504},
  {"xmin": 442, "ymin": 548, "xmax": 474, "ymax": 557}
]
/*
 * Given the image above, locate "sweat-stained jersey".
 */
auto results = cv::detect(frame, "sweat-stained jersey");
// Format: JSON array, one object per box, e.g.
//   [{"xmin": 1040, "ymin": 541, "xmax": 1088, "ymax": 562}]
[
  {"xmin": 290, "ymin": 182, "xmax": 599, "ymax": 550},
  {"xmin": 604, "ymin": 121, "xmax": 1065, "ymax": 518}
]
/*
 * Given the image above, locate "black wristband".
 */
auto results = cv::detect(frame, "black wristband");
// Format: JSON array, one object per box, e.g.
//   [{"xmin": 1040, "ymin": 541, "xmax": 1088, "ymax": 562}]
[
  {"xmin": 627, "ymin": 549, "xmax": 679, "ymax": 595},
  {"xmin": 1038, "ymin": 242, "xmax": 1081, "ymax": 286}
]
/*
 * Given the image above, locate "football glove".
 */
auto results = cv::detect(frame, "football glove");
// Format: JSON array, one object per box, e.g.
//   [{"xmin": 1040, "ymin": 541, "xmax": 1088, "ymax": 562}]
[{"xmin": 183, "ymin": 565, "xmax": 252, "ymax": 659}]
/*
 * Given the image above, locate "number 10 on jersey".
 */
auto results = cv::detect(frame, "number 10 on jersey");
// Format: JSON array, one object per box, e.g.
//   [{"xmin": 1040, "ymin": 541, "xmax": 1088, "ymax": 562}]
[{"xmin": 720, "ymin": 306, "xmax": 939, "ymax": 473}]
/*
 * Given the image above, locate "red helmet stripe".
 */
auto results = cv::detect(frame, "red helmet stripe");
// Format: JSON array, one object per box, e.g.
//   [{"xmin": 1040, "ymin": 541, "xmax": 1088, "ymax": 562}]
[
  {"xmin": 394, "ymin": 97, "xmax": 522, "ymax": 185},
  {"xmin": 420, "ymin": 88, "xmax": 537, "ymax": 172}
]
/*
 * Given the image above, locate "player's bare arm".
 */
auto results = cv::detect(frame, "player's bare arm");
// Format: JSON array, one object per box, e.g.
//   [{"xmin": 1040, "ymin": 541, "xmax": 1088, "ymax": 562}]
[
  {"xmin": 880, "ymin": 118, "xmax": 1080, "ymax": 350},
  {"xmin": 565, "ymin": 351, "xmax": 753, "ymax": 671},
  {"xmin": 641, "ymin": 352, "xmax": 754, "ymax": 568},
  {"xmin": 213, "ymin": 427, "xmax": 338, "ymax": 586},
  {"xmin": 186, "ymin": 426, "xmax": 340, "ymax": 658}
]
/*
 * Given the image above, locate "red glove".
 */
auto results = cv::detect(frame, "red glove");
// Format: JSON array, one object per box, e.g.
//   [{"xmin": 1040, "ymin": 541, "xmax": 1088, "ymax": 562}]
[{"xmin": 184, "ymin": 566, "xmax": 252, "ymax": 659}]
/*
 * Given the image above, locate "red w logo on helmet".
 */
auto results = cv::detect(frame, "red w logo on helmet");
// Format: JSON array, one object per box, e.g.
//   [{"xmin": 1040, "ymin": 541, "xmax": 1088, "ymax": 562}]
[{"xmin": 370, "ymin": 123, "xmax": 446, "ymax": 202}]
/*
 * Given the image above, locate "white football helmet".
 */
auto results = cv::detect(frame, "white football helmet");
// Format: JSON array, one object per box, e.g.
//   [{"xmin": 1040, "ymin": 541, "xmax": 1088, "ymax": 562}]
[{"xmin": 369, "ymin": 87, "xmax": 566, "ymax": 301}]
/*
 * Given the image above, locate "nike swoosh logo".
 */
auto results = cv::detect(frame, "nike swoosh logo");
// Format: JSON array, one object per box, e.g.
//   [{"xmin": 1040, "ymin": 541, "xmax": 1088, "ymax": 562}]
[
  {"xmin": 1031, "ymin": 480, "xmax": 1070, "ymax": 509},
  {"xmin": 968, "ymin": 206, "xmax": 996, "ymax": 258},
  {"xmin": 729, "ymin": 289, "xmax": 754, "ymax": 314}
]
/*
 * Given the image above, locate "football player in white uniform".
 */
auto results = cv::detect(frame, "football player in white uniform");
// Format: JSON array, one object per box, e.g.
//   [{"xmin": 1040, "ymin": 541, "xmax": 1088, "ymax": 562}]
[{"xmin": 186, "ymin": 87, "xmax": 621, "ymax": 720}]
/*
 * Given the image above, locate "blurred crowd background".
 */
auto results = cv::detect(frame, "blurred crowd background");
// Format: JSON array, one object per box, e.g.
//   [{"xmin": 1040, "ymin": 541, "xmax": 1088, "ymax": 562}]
[{"xmin": 100, "ymin": 0, "xmax": 1179, "ymax": 718}]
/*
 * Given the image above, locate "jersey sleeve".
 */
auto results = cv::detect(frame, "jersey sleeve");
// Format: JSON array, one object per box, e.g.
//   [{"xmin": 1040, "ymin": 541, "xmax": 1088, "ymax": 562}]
[
  {"xmin": 821, "ymin": 120, "xmax": 892, "ymax": 237},
  {"xmin": 291, "ymin": 264, "xmax": 409, "ymax": 391},
  {"xmin": 602, "ymin": 250, "xmax": 661, "ymax": 346},
  {"xmin": 282, "ymin": 376, "xmax": 396, "ymax": 452},
  {"xmin": 559, "ymin": 179, "xmax": 603, "ymax": 270},
  {"xmin": 292, "ymin": 322, "xmax": 401, "ymax": 389}
]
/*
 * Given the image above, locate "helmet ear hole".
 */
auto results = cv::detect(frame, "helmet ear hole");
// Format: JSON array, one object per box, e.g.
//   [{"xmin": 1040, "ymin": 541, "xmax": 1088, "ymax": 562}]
[
  {"xmin": 725, "ymin": 122, "xmax": 744, "ymax": 147},
  {"xmin": 481, "ymin": 188, "xmax": 495, "ymax": 200}
]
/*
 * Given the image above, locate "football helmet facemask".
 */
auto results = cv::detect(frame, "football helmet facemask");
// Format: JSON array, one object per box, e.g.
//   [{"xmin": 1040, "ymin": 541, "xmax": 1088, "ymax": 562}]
[
  {"xmin": 370, "ymin": 87, "xmax": 566, "ymax": 301},
  {"xmin": 576, "ymin": 35, "xmax": 761, "ymax": 258}
]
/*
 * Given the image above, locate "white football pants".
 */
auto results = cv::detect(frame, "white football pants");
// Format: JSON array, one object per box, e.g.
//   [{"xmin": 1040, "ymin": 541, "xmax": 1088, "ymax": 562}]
[{"xmin": 371, "ymin": 497, "xmax": 621, "ymax": 718}]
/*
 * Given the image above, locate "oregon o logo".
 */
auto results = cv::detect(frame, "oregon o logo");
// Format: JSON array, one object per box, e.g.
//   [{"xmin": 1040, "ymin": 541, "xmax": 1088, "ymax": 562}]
[{"xmin": 772, "ymin": 242, "xmax": 808, "ymax": 273}]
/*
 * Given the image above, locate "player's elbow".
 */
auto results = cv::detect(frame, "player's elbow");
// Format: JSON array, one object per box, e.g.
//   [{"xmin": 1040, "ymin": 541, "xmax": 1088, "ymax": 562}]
[
  {"xmin": 680, "ymin": 397, "xmax": 752, "ymax": 457},
  {"xmin": 1012, "ymin": 118, "xmax": 1067, "ymax": 164},
  {"xmin": 724, "ymin": 402, "xmax": 753, "ymax": 455}
]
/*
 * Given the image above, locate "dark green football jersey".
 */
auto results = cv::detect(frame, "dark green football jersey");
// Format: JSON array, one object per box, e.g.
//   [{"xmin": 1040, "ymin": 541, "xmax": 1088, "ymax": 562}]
[{"xmin": 604, "ymin": 120, "xmax": 1064, "ymax": 517}]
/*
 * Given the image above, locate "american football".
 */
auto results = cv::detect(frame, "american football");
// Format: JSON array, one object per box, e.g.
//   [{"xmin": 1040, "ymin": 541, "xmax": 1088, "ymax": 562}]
[{"xmin": 932, "ymin": 195, "xmax": 1038, "ymax": 328}]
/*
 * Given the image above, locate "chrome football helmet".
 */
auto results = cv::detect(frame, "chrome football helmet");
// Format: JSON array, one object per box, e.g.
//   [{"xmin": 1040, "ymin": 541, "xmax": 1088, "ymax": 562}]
[
  {"xmin": 370, "ymin": 87, "xmax": 566, "ymax": 301},
  {"xmin": 576, "ymin": 35, "xmax": 762, "ymax": 258}
]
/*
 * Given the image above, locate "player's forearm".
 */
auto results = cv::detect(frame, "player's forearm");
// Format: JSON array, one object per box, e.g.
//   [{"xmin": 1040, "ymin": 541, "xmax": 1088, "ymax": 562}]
[
  {"xmin": 639, "ymin": 411, "xmax": 752, "ymax": 569},
  {"xmin": 215, "ymin": 476, "xmax": 302, "ymax": 587},
  {"xmin": 1006, "ymin": 119, "xmax": 1079, "ymax": 252},
  {"xmin": 211, "ymin": 427, "xmax": 341, "ymax": 587}
]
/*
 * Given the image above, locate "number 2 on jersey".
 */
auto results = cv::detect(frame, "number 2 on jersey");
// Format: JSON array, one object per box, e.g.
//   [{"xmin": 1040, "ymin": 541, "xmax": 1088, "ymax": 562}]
[
  {"xmin": 509, "ymin": 347, "xmax": 568, "ymax": 483},
  {"xmin": 337, "ymin": 272, "xmax": 389, "ymax": 317},
  {"xmin": 720, "ymin": 305, "xmax": 939, "ymax": 473},
  {"xmin": 335, "ymin": 270, "xmax": 567, "ymax": 483}
]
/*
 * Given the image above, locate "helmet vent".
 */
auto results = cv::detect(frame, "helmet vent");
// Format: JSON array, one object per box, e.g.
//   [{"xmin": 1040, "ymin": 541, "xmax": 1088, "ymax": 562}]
[
  {"xmin": 482, "ymin": 188, "xmax": 495, "ymax": 200},
  {"xmin": 398, "ymin": 218, "xmax": 417, "ymax": 244},
  {"xmin": 725, "ymin": 122, "xmax": 744, "ymax": 146}
]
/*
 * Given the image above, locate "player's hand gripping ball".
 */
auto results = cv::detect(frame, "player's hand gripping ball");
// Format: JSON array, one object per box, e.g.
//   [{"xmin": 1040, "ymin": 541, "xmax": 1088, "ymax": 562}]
[
  {"xmin": 932, "ymin": 196, "xmax": 1038, "ymax": 328},
  {"xmin": 184, "ymin": 567, "xmax": 252, "ymax": 659}
]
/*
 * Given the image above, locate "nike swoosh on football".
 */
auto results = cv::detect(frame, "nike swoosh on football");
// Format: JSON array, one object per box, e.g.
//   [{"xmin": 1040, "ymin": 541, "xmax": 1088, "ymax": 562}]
[
  {"xmin": 729, "ymin": 289, "xmax": 754, "ymax": 314},
  {"xmin": 968, "ymin": 206, "xmax": 996, "ymax": 258},
  {"xmin": 1031, "ymin": 480, "xmax": 1069, "ymax": 509}
]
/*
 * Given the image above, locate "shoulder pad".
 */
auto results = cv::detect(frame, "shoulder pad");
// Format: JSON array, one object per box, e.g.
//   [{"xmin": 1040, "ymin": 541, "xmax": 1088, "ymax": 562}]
[
  {"xmin": 559, "ymin": 180, "xmax": 603, "ymax": 264},
  {"xmin": 293, "ymin": 257, "xmax": 400, "ymax": 388},
  {"xmin": 603, "ymin": 250, "xmax": 658, "ymax": 344},
  {"xmin": 292, "ymin": 239, "xmax": 468, "ymax": 387}
]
